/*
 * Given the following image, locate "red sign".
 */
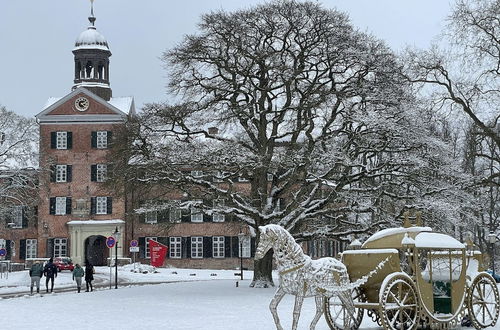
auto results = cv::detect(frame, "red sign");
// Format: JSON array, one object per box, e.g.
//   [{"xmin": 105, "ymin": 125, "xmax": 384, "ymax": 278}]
[{"xmin": 149, "ymin": 239, "xmax": 168, "ymax": 267}]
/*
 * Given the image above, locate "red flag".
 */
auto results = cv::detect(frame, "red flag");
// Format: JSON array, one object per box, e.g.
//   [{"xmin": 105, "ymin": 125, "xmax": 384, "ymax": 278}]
[{"xmin": 149, "ymin": 239, "xmax": 168, "ymax": 267}]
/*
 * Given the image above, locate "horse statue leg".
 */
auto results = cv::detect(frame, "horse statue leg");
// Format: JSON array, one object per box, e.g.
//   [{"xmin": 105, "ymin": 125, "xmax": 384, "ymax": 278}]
[
  {"xmin": 309, "ymin": 295, "xmax": 324, "ymax": 330},
  {"xmin": 292, "ymin": 294, "xmax": 305, "ymax": 330},
  {"xmin": 270, "ymin": 286, "xmax": 286, "ymax": 330}
]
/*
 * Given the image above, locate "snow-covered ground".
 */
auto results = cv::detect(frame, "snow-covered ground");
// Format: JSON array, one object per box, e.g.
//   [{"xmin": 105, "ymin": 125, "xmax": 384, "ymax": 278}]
[{"xmin": 0, "ymin": 265, "xmax": 498, "ymax": 330}]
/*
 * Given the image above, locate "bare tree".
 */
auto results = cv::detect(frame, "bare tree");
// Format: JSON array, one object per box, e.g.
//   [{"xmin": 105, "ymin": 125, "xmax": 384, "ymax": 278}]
[
  {"xmin": 113, "ymin": 1, "xmax": 472, "ymax": 287},
  {"xmin": 0, "ymin": 105, "xmax": 38, "ymax": 217}
]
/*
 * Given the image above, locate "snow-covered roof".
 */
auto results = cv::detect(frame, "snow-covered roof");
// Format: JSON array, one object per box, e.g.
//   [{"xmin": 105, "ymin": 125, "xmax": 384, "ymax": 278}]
[
  {"xmin": 342, "ymin": 248, "xmax": 398, "ymax": 255},
  {"xmin": 364, "ymin": 226, "xmax": 432, "ymax": 244},
  {"xmin": 414, "ymin": 232, "xmax": 465, "ymax": 249},
  {"xmin": 67, "ymin": 219, "xmax": 124, "ymax": 225},
  {"xmin": 41, "ymin": 92, "xmax": 135, "ymax": 115},
  {"xmin": 74, "ymin": 26, "xmax": 109, "ymax": 51}
]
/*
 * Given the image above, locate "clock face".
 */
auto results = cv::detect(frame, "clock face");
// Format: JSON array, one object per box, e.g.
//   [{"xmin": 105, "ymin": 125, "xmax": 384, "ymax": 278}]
[{"xmin": 75, "ymin": 97, "xmax": 89, "ymax": 111}]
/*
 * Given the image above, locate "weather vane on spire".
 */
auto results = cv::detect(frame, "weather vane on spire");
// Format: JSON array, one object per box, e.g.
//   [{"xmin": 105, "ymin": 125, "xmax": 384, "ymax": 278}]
[{"xmin": 89, "ymin": 0, "xmax": 96, "ymax": 27}]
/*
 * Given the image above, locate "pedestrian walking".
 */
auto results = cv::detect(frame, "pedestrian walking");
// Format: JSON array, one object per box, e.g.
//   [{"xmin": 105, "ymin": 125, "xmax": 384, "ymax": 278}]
[
  {"xmin": 29, "ymin": 261, "xmax": 44, "ymax": 294},
  {"xmin": 43, "ymin": 258, "xmax": 58, "ymax": 293},
  {"xmin": 85, "ymin": 261, "xmax": 94, "ymax": 292},
  {"xmin": 72, "ymin": 264, "xmax": 84, "ymax": 293}
]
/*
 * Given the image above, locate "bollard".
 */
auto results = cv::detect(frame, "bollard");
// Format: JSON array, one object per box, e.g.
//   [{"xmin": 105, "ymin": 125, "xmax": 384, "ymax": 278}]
[{"xmin": 236, "ymin": 281, "xmax": 239, "ymax": 287}]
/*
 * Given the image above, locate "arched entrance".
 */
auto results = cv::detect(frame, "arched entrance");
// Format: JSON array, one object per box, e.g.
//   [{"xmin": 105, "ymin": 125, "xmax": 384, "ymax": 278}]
[{"xmin": 85, "ymin": 235, "xmax": 109, "ymax": 266}]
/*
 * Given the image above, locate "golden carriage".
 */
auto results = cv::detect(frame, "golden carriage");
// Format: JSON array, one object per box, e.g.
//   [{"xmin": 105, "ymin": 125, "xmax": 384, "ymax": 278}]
[{"xmin": 324, "ymin": 224, "xmax": 500, "ymax": 329}]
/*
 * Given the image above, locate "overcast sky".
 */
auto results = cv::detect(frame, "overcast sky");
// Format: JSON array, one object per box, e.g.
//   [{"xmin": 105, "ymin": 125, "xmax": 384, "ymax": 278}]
[{"xmin": 0, "ymin": 0, "xmax": 453, "ymax": 118}]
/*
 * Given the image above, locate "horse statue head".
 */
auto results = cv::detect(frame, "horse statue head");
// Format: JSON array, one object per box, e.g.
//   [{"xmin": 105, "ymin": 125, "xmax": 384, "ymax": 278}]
[{"xmin": 255, "ymin": 224, "xmax": 295, "ymax": 260}]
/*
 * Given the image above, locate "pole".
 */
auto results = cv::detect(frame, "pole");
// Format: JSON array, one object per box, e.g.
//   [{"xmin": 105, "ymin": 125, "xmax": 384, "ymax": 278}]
[
  {"xmin": 109, "ymin": 250, "xmax": 112, "ymax": 289},
  {"xmin": 115, "ymin": 240, "xmax": 118, "ymax": 289},
  {"xmin": 240, "ymin": 238, "xmax": 243, "ymax": 281}
]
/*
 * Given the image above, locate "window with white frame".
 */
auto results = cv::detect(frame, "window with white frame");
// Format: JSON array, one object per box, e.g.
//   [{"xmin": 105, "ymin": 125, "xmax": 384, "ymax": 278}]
[
  {"xmin": 0, "ymin": 239, "xmax": 5, "ymax": 249},
  {"xmin": 191, "ymin": 170, "xmax": 203, "ymax": 178},
  {"xmin": 145, "ymin": 208, "xmax": 157, "ymax": 223},
  {"xmin": 212, "ymin": 199, "xmax": 225, "ymax": 222},
  {"xmin": 239, "ymin": 235, "xmax": 251, "ymax": 258},
  {"xmin": 169, "ymin": 202, "xmax": 181, "ymax": 223},
  {"xmin": 96, "ymin": 197, "xmax": 107, "ymax": 214},
  {"xmin": 96, "ymin": 164, "xmax": 107, "ymax": 182},
  {"xmin": 56, "ymin": 165, "xmax": 67, "ymax": 182},
  {"xmin": 213, "ymin": 236, "xmax": 225, "ymax": 258},
  {"xmin": 12, "ymin": 205, "xmax": 23, "ymax": 228},
  {"xmin": 56, "ymin": 132, "xmax": 67, "ymax": 149},
  {"xmin": 145, "ymin": 237, "xmax": 157, "ymax": 259},
  {"xmin": 11, "ymin": 241, "xmax": 15, "ymax": 257},
  {"xmin": 96, "ymin": 131, "xmax": 108, "ymax": 149},
  {"xmin": 213, "ymin": 170, "xmax": 224, "ymax": 182},
  {"xmin": 26, "ymin": 239, "xmax": 37, "ymax": 259},
  {"xmin": 55, "ymin": 197, "xmax": 67, "ymax": 215},
  {"xmin": 191, "ymin": 237, "xmax": 203, "ymax": 258},
  {"xmin": 169, "ymin": 237, "xmax": 181, "ymax": 259},
  {"xmin": 190, "ymin": 200, "xmax": 203, "ymax": 222},
  {"xmin": 54, "ymin": 238, "xmax": 67, "ymax": 257}
]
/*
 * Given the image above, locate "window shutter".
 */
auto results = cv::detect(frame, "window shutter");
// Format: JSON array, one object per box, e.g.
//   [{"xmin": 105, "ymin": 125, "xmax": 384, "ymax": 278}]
[
  {"xmin": 66, "ymin": 197, "xmax": 72, "ymax": 215},
  {"xmin": 6, "ymin": 240, "xmax": 11, "ymax": 260},
  {"xmin": 20, "ymin": 239, "xmax": 26, "ymax": 260},
  {"xmin": 50, "ymin": 165, "xmax": 56, "ymax": 182},
  {"xmin": 50, "ymin": 132, "xmax": 57, "ymax": 149},
  {"xmin": 138, "ymin": 237, "xmax": 145, "ymax": 258},
  {"xmin": 231, "ymin": 236, "xmax": 239, "ymax": 258},
  {"xmin": 107, "ymin": 131, "xmax": 113, "ymax": 146},
  {"xmin": 224, "ymin": 236, "xmax": 231, "ymax": 258},
  {"xmin": 91, "ymin": 165, "xmax": 97, "ymax": 182},
  {"xmin": 181, "ymin": 237, "xmax": 189, "ymax": 259},
  {"xmin": 158, "ymin": 208, "xmax": 169, "ymax": 223},
  {"xmin": 91, "ymin": 132, "xmax": 97, "ymax": 148},
  {"xmin": 158, "ymin": 237, "xmax": 169, "ymax": 258},
  {"xmin": 67, "ymin": 132, "xmax": 73, "ymax": 149},
  {"xmin": 106, "ymin": 197, "xmax": 113, "ymax": 214},
  {"xmin": 49, "ymin": 197, "xmax": 56, "ymax": 215},
  {"xmin": 66, "ymin": 165, "xmax": 72, "ymax": 182},
  {"xmin": 46, "ymin": 239, "xmax": 54, "ymax": 258},
  {"xmin": 22, "ymin": 206, "xmax": 28, "ymax": 228},
  {"xmin": 203, "ymin": 199, "xmax": 212, "ymax": 222},
  {"xmin": 90, "ymin": 197, "xmax": 96, "ymax": 215},
  {"xmin": 181, "ymin": 208, "xmax": 190, "ymax": 222},
  {"xmin": 250, "ymin": 237, "xmax": 256, "ymax": 257},
  {"xmin": 203, "ymin": 237, "xmax": 212, "ymax": 258},
  {"xmin": 107, "ymin": 163, "xmax": 113, "ymax": 180}
]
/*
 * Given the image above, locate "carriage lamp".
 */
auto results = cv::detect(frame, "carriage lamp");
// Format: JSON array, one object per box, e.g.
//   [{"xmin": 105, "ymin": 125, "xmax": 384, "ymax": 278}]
[
  {"xmin": 349, "ymin": 238, "xmax": 362, "ymax": 250},
  {"xmin": 113, "ymin": 227, "xmax": 121, "ymax": 289}
]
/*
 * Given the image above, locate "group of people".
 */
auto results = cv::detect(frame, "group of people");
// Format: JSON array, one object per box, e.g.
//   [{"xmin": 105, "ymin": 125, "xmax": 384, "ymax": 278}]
[{"xmin": 29, "ymin": 258, "xmax": 95, "ymax": 294}]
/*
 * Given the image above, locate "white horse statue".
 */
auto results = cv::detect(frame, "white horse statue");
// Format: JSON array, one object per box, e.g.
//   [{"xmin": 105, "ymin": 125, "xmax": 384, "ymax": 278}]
[{"xmin": 255, "ymin": 224, "xmax": 354, "ymax": 330}]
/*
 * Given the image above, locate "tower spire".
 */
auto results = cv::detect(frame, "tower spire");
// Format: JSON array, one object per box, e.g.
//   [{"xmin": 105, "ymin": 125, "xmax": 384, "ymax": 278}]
[{"xmin": 89, "ymin": 0, "xmax": 96, "ymax": 27}]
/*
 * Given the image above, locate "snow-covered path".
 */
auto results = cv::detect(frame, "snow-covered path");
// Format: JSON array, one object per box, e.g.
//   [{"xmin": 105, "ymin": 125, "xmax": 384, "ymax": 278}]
[{"xmin": 1, "ymin": 266, "xmax": 499, "ymax": 330}]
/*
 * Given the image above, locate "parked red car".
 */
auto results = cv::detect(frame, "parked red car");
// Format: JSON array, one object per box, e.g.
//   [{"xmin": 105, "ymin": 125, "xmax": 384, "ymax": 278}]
[{"xmin": 53, "ymin": 257, "xmax": 74, "ymax": 272}]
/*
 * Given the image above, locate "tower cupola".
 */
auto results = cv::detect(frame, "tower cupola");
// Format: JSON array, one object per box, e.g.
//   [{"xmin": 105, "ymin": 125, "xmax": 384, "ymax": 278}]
[{"xmin": 72, "ymin": 0, "xmax": 112, "ymax": 100}]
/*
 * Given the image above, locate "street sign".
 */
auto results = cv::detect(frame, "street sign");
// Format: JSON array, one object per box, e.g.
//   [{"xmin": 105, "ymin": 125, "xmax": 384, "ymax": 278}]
[
  {"xmin": 0, "ymin": 248, "xmax": 6, "ymax": 257},
  {"xmin": 106, "ymin": 236, "xmax": 116, "ymax": 248},
  {"xmin": 129, "ymin": 246, "xmax": 139, "ymax": 253},
  {"xmin": 130, "ymin": 240, "xmax": 138, "ymax": 247}
]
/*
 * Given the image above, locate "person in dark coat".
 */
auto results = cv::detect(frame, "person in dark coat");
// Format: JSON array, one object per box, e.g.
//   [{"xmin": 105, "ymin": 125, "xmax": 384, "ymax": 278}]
[
  {"xmin": 43, "ymin": 258, "xmax": 58, "ymax": 293},
  {"xmin": 85, "ymin": 261, "xmax": 94, "ymax": 292}
]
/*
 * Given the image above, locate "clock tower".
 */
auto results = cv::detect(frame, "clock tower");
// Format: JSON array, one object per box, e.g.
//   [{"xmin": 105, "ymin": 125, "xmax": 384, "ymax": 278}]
[{"xmin": 72, "ymin": 1, "xmax": 112, "ymax": 101}]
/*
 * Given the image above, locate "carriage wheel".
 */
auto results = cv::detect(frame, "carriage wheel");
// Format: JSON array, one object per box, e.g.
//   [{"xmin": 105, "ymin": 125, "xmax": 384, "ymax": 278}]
[
  {"xmin": 467, "ymin": 273, "xmax": 500, "ymax": 329},
  {"xmin": 324, "ymin": 288, "xmax": 364, "ymax": 330},
  {"xmin": 380, "ymin": 273, "xmax": 419, "ymax": 330}
]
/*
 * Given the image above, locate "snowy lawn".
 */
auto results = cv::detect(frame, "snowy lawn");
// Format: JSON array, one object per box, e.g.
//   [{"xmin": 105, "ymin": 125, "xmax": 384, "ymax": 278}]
[{"xmin": 0, "ymin": 266, "xmax": 497, "ymax": 330}]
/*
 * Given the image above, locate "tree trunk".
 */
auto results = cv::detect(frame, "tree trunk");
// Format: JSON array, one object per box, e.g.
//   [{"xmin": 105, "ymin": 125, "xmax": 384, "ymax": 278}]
[{"xmin": 250, "ymin": 249, "xmax": 274, "ymax": 288}]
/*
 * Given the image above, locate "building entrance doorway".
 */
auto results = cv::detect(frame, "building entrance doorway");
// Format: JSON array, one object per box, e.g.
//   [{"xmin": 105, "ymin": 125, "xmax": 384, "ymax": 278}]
[{"xmin": 84, "ymin": 235, "xmax": 108, "ymax": 266}]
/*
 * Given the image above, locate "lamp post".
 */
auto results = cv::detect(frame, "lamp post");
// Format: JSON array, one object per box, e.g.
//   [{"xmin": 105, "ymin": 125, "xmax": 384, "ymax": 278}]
[
  {"xmin": 113, "ymin": 226, "xmax": 121, "ymax": 289},
  {"xmin": 488, "ymin": 232, "xmax": 497, "ymax": 277},
  {"xmin": 238, "ymin": 231, "xmax": 245, "ymax": 281}
]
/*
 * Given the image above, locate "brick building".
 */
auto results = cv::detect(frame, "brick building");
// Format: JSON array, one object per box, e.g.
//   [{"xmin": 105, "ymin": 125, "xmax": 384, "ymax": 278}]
[{"xmin": 1, "ymin": 4, "xmax": 339, "ymax": 270}]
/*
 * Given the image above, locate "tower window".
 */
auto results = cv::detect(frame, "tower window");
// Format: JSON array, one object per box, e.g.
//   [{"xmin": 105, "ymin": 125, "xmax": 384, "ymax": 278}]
[
  {"xmin": 97, "ymin": 131, "xmax": 108, "ymax": 148},
  {"xmin": 56, "ymin": 132, "xmax": 67, "ymax": 149},
  {"xmin": 85, "ymin": 61, "xmax": 93, "ymax": 78}
]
